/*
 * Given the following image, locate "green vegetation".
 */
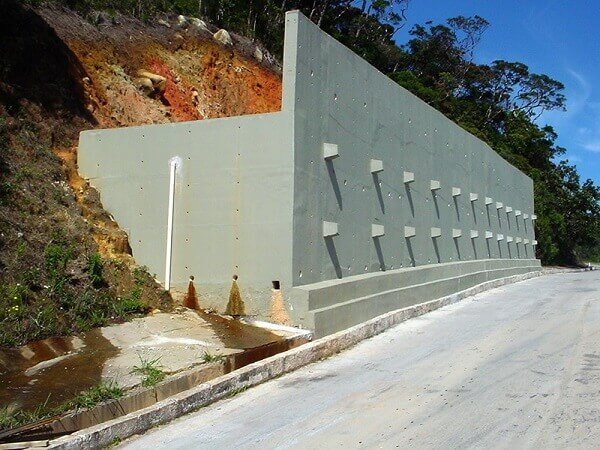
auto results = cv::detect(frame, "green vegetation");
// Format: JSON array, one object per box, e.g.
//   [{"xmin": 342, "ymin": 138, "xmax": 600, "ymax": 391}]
[
  {"xmin": 227, "ymin": 386, "xmax": 247, "ymax": 398},
  {"xmin": 0, "ymin": 396, "xmax": 53, "ymax": 431},
  {"xmin": 202, "ymin": 351, "xmax": 225, "ymax": 363},
  {"xmin": 0, "ymin": 381, "xmax": 123, "ymax": 431},
  {"xmin": 114, "ymin": 267, "xmax": 147, "ymax": 316},
  {"xmin": 107, "ymin": 436, "xmax": 122, "ymax": 448},
  {"xmin": 0, "ymin": 225, "xmax": 148, "ymax": 346},
  {"xmin": 70, "ymin": 381, "xmax": 124, "ymax": 409},
  {"xmin": 88, "ymin": 252, "xmax": 105, "ymax": 289},
  {"xmin": 131, "ymin": 355, "xmax": 167, "ymax": 387},
  {"xmin": 0, "ymin": 116, "xmax": 11, "ymax": 206}
]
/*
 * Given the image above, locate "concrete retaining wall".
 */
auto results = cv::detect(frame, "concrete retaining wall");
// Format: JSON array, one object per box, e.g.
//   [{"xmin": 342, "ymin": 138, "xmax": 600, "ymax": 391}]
[
  {"xmin": 79, "ymin": 112, "xmax": 295, "ymax": 311},
  {"xmin": 78, "ymin": 11, "xmax": 539, "ymax": 331},
  {"xmin": 285, "ymin": 13, "xmax": 536, "ymax": 287},
  {"xmin": 290, "ymin": 258, "xmax": 541, "ymax": 336}
]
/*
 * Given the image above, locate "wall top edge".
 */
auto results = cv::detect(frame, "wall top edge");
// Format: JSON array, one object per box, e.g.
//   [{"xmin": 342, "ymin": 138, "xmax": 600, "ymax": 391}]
[
  {"xmin": 284, "ymin": 11, "xmax": 533, "ymax": 185},
  {"xmin": 79, "ymin": 111, "xmax": 286, "ymax": 138}
]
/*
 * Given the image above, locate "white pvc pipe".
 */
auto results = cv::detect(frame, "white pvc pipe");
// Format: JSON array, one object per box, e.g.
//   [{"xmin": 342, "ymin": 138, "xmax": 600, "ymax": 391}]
[{"xmin": 164, "ymin": 159, "xmax": 177, "ymax": 291}]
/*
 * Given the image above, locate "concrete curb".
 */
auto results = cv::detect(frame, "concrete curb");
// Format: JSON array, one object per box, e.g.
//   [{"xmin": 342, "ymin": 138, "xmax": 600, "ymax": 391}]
[{"xmin": 49, "ymin": 268, "xmax": 574, "ymax": 449}]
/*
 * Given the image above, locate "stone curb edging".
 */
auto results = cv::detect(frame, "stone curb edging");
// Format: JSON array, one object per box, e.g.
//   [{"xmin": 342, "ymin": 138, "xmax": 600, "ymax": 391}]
[{"xmin": 49, "ymin": 269, "xmax": 574, "ymax": 449}]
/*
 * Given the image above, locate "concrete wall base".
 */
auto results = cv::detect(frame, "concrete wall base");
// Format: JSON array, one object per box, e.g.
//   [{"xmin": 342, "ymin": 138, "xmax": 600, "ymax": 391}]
[{"xmin": 290, "ymin": 258, "xmax": 541, "ymax": 337}]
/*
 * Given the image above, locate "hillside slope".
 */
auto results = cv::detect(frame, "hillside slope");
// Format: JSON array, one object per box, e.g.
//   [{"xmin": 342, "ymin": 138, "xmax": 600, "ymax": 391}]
[{"xmin": 0, "ymin": 1, "xmax": 282, "ymax": 347}]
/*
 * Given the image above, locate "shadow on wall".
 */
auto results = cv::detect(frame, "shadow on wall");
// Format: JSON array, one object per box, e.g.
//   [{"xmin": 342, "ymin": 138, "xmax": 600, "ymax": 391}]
[
  {"xmin": 405, "ymin": 184, "xmax": 415, "ymax": 217},
  {"xmin": 325, "ymin": 237, "xmax": 342, "ymax": 278},
  {"xmin": 432, "ymin": 237, "xmax": 441, "ymax": 263},
  {"xmin": 374, "ymin": 237, "xmax": 385, "ymax": 270},
  {"xmin": 405, "ymin": 237, "xmax": 416, "ymax": 266},
  {"xmin": 326, "ymin": 159, "xmax": 343, "ymax": 210},
  {"xmin": 372, "ymin": 173, "xmax": 385, "ymax": 213}
]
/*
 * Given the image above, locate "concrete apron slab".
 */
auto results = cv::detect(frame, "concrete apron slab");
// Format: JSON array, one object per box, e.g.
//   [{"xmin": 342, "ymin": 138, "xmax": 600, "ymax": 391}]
[{"xmin": 48, "ymin": 268, "xmax": 577, "ymax": 450}]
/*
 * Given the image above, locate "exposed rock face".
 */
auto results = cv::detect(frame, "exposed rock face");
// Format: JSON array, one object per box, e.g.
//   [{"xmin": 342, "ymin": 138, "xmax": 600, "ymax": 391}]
[
  {"xmin": 213, "ymin": 29, "xmax": 233, "ymax": 46},
  {"xmin": 35, "ymin": 4, "xmax": 283, "ymax": 126}
]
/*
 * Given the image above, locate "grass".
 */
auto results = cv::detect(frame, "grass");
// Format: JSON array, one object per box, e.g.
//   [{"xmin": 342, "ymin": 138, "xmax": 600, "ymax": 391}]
[
  {"xmin": 88, "ymin": 252, "xmax": 105, "ymax": 288},
  {"xmin": 0, "ymin": 395, "xmax": 52, "ymax": 431},
  {"xmin": 131, "ymin": 355, "xmax": 166, "ymax": 387},
  {"xmin": 0, "ymin": 259, "xmax": 153, "ymax": 346},
  {"xmin": 227, "ymin": 386, "xmax": 247, "ymax": 398},
  {"xmin": 202, "ymin": 351, "xmax": 225, "ymax": 363},
  {"xmin": 0, "ymin": 381, "xmax": 123, "ymax": 431},
  {"xmin": 107, "ymin": 436, "xmax": 122, "ymax": 448},
  {"xmin": 70, "ymin": 381, "xmax": 123, "ymax": 409},
  {"xmin": 113, "ymin": 267, "xmax": 147, "ymax": 316}
]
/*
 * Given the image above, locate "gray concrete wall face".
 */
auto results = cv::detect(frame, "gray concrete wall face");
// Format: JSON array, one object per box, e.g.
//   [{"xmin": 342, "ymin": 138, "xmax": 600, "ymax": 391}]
[
  {"xmin": 285, "ymin": 12, "xmax": 536, "ymax": 287},
  {"xmin": 78, "ymin": 11, "xmax": 539, "ymax": 332},
  {"xmin": 79, "ymin": 112, "xmax": 295, "ymax": 313}
]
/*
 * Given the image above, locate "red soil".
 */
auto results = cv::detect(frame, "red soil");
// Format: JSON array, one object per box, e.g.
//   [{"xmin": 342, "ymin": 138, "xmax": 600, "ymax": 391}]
[{"xmin": 39, "ymin": 6, "xmax": 283, "ymax": 128}]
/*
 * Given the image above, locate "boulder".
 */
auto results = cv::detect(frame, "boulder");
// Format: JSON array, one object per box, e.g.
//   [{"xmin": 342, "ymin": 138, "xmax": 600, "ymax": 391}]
[
  {"xmin": 189, "ymin": 17, "xmax": 209, "ymax": 32},
  {"xmin": 133, "ymin": 77, "xmax": 154, "ymax": 96},
  {"xmin": 177, "ymin": 15, "xmax": 188, "ymax": 27},
  {"xmin": 135, "ymin": 70, "xmax": 167, "ymax": 95},
  {"xmin": 173, "ymin": 32, "xmax": 185, "ymax": 50},
  {"xmin": 253, "ymin": 46, "xmax": 264, "ymax": 62},
  {"xmin": 213, "ymin": 29, "xmax": 233, "ymax": 46}
]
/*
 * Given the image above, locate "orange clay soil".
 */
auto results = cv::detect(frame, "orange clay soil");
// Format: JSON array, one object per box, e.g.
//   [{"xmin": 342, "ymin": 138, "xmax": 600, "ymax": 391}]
[{"xmin": 39, "ymin": 6, "xmax": 282, "ymax": 129}]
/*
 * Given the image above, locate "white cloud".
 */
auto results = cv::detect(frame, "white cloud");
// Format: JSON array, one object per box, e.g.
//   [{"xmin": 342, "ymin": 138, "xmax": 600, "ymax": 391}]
[
  {"xmin": 565, "ymin": 69, "xmax": 591, "ymax": 117},
  {"xmin": 582, "ymin": 141, "xmax": 600, "ymax": 153},
  {"xmin": 577, "ymin": 127, "xmax": 591, "ymax": 135},
  {"xmin": 540, "ymin": 68, "xmax": 591, "ymax": 127},
  {"xmin": 579, "ymin": 102, "xmax": 600, "ymax": 153}
]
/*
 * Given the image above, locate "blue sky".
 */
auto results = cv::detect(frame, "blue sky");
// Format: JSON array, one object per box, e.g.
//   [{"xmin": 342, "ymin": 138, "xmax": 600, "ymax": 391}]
[{"xmin": 393, "ymin": 0, "xmax": 600, "ymax": 185}]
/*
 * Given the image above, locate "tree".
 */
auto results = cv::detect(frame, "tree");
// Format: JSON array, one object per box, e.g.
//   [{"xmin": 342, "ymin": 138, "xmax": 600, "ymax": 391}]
[
  {"xmin": 354, "ymin": 0, "xmax": 410, "ymax": 38},
  {"xmin": 395, "ymin": 16, "xmax": 597, "ymax": 265},
  {"xmin": 481, "ymin": 61, "xmax": 566, "ymax": 122}
]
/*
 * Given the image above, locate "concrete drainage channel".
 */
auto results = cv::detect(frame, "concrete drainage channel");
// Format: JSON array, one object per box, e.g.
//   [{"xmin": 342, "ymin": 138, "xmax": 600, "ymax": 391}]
[
  {"xmin": 0, "ymin": 317, "xmax": 311, "ymax": 449},
  {"xmin": 18, "ymin": 269, "xmax": 575, "ymax": 450}
]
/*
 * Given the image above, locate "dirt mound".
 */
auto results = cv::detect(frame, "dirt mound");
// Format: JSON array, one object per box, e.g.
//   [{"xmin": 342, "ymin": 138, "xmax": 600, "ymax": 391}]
[{"xmin": 37, "ymin": 4, "xmax": 282, "ymax": 127}]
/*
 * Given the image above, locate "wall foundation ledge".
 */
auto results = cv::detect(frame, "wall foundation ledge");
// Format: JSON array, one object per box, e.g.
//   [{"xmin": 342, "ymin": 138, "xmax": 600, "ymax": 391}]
[{"xmin": 290, "ymin": 258, "xmax": 541, "ymax": 337}]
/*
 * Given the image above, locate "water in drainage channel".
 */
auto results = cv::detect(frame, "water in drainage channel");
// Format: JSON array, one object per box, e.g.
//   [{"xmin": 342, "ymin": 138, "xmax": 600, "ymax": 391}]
[{"xmin": 0, "ymin": 311, "xmax": 310, "ymax": 444}]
